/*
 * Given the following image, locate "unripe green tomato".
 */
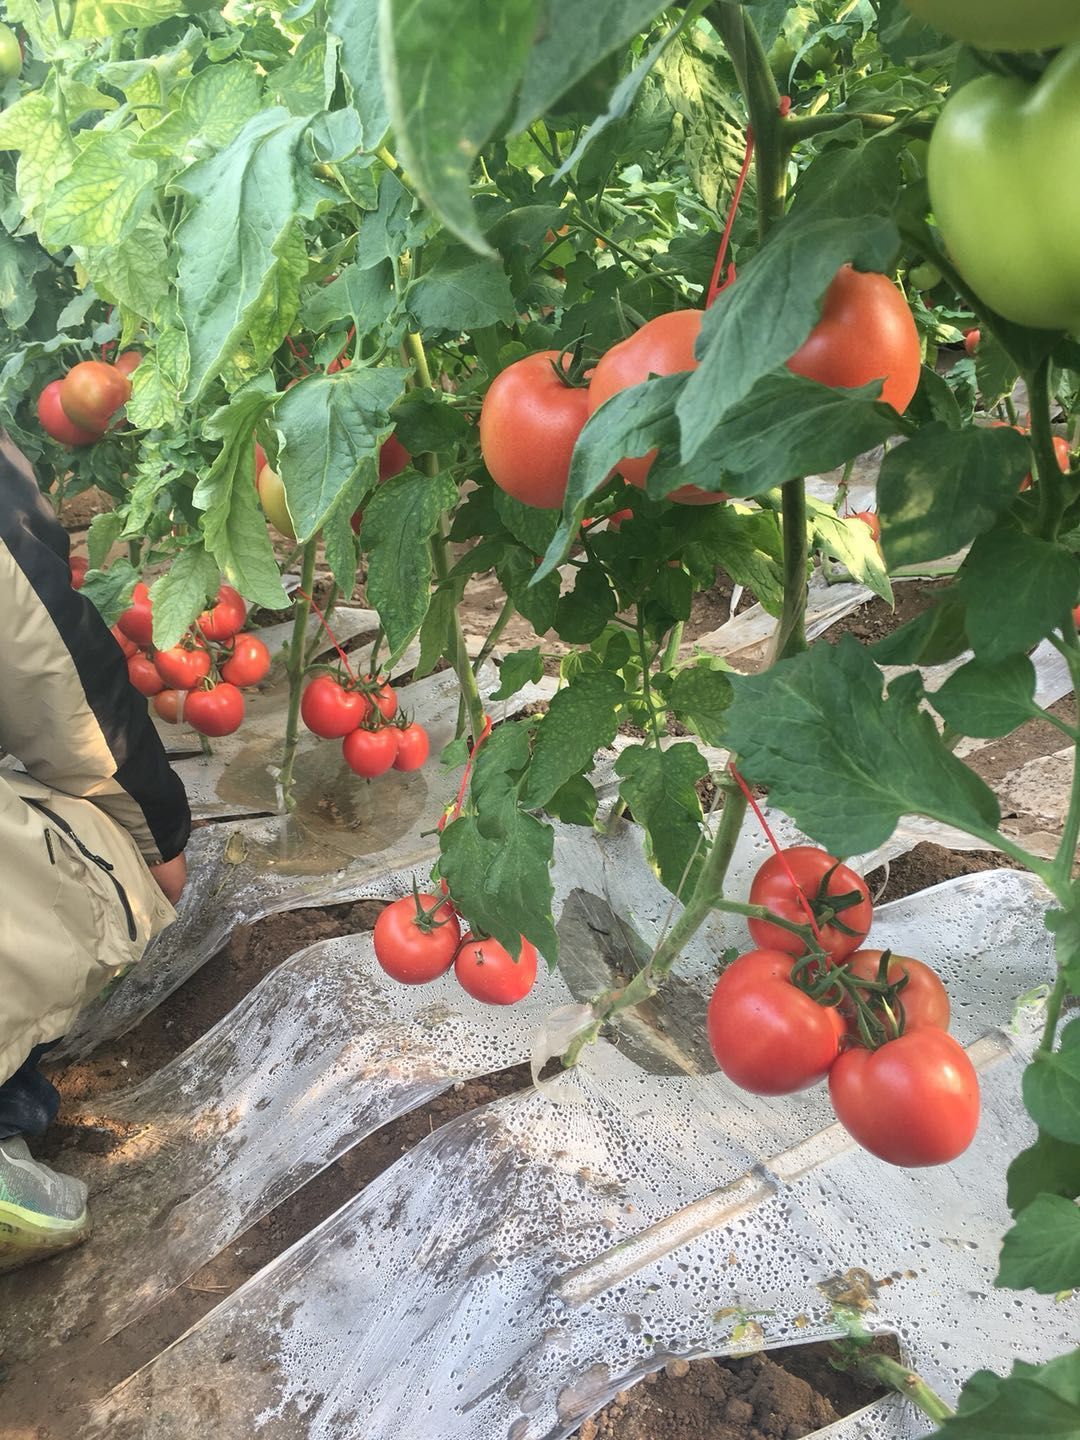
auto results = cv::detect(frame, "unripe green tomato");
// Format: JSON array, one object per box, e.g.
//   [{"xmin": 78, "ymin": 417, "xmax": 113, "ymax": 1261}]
[
  {"xmin": 902, "ymin": 0, "xmax": 1080, "ymax": 51},
  {"xmin": 909, "ymin": 262, "xmax": 942, "ymax": 292},
  {"xmin": 0, "ymin": 23, "xmax": 21, "ymax": 78},
  {"xmin": 256, "ymin": 463, "xmax": 296, "ymax": 540}
]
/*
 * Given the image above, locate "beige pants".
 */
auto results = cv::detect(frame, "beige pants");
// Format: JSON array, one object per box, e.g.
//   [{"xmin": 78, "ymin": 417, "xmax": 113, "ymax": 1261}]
[{"xmin": 0, "ymin": 771, "xmax": 176, "ymax": 1085}]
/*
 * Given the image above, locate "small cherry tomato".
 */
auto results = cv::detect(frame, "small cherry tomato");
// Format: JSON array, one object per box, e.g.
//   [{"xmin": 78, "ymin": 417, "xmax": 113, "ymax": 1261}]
[
  {"xmin": 393, "ymin": 722, "xmax": 430, "ymax": 771},
  {"xmin": 220, "ymin": 634, "xmax": 271, "ymax": 688},
  {"xmin": 379, "ymin": 433, "xmax": 411, "ymax": 481},
  {"xmin": 748, "ymin": 846, "xmax": 872, "ymax": 964},
  {"xmin": 197, "ymin": 583, "xmax": 247, "ymax": 642},
  {"xmin": 607, "ymin": 508, "xmax": 634, "ymax": 531},
  {"xmin": 342, "ymin": 726, "xmax": 399, "ymax": 778},
  {"xmin": 853, "ymin": 510, "xmax": 881, "ymax": 542},
  {"xmin": 153, "ymin": 642, "xmax": 212, "ymax": 691},
  {"xmin": 707, "ymin": 949, "xmax": 846, "ymax": 1094},
  {"xmin": 454, "ymin": 933, "xmax": 539, "ymax": 1004},
  {"xmin": 185, "ymin": 682, "xmax": 245, "ymax": 737},
  {"xmin": 301, "ymin": 675, "xmax": 370, "ymax": 738},
  {"xmin": 373, "ymin": 893, "xmax": 461, "ymax": 983},
  {"xmin": 128, "ymin": 652, "xmax": 164, "ymax": 696}
]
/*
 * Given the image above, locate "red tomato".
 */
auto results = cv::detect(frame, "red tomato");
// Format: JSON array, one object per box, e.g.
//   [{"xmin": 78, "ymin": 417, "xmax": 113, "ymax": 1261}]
[
  {"xmin": 379, "ymin": 433, "xmax": 411, "ymax": 481},
  {"xmin": 748, "ymin": 846, "xmax": 872, "ymax": 963},
  {"xmin": 342, "ymin": 726, "xmax": 399, "ymax": 778},
  {"xmin": 220, "ymin": 634, "xmax": 271, "ymax": 688},
  {"xmin": 127, "ymin": 652, "xmax": 164, "ymax": 696},
  {"xmin": 69, "ymin": 555, "xmax": 88, "ymax": 589},
  {"xmin": 479, "ymin": 351, "xmax": 591, "ymax": 509},
  {"xmin": 365, "ymin": 675, "xmax": 397, "ymax": 720},
  {"xmin": 110, "ymin": 624, "xmax": 138, "ymax": 658},
  {"xmin": 963, "ymin": 328, "xmax": 980, "ymax": 356},
  {"xmin": 185, "ymin": 682, "xmax": 245, "ymax": 737},
  {"xmin": 373, "ymin": 893, "xmax": 461, "ymax": 983},
  {"xmin": 153, "ymin": 689, "xmax": 183, "ymax": 724},
  {"xmin": 37, "ymin": 380, "xmax": 102, "ymax": 447},
  {"xmin": 254, "ymin": 440, "xmax": 267, "ymax": 482},
  {"xmin": 841, "ymin": 950, "xmax": 951, "ymax": 1034},
  {"xmin": 117, "ymin": 583, "xmax": 154, "ymax": 648},
  {"xmin": 393, "ymin": 722, "xmax": 429, "ymax": 771},
  {"xmin": 454, "ymin": 933, "xmax": 539, "ymax": 1004},
  {"xmin": 706, "ymin": 949, "xmax": 846, "ymax": 1094},
  {"xmin": 990, "ymin": 421, "xmax": 1070, "ymax": 492},
  {"xmin": 829, "ymin": 1029, "xmax": 980, "ymax": 1166},
  {"xmin": 197, "ymin": 583, "xmax": 247, "ymax": 642},
  {"xmin": 607, "ymin": 507, "xmax": 634, "ymax": 530},
  {"xmin": 301, "ymin": 675, "xmax": 369, "ymax": 738},
  {"xmin": 787, "ymin": 266, "xmax": 921, "ymax": 414},
  {"xmin": 114, "ymin": 350, "xmax": 142, "ymax": 377},
  {"xmin": 587, "ymin": 311, "xmax": 724, "ymax": 506},
  {"xmin": 153, "ymin": 642, "xmax": 211, "ymax": 690},
  {"xmin": 853, "ymin": 510, "xmax": 881, "ymax": 542},
  {"xmin": 59, "ymin": 360, "xmax": 131, "ymax": 430},
  {"xmin": 327, "ymin": 354, "xmax": 350, "ymax": 374}
]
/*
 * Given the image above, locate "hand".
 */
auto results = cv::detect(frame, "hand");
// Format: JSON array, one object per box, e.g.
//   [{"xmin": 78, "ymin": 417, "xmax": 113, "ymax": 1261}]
[{"xmin": 148, "ymin": 851, "xmax": 187, "ymax": 905}]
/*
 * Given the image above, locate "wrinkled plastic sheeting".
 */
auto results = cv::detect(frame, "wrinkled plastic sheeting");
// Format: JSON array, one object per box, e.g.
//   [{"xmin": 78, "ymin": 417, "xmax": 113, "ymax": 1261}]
[
  {"xmin": 84, "ymin": 869, "xmax": 1064, "ymax": 1440},
  {"xmin": 692, "ymin": 568, "xmax": 877, "ymax": 670}
]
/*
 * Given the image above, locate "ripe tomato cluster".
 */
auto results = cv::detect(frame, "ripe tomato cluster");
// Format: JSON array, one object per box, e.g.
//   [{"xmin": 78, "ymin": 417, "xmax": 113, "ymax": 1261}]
[
  {"xmin": 36, "ymin": 353, "xmax": 140, "ymax": 447},
  {"xmin": 479, "ymin": 264, "xmax": 920, "ymax": 511},
  {"xmin": 372, "ymin": 891, "xmax": 539, "ymax": 1005},
  {"xmin": 113, "ymin": 580, "xmax": 270, "ymax": 737},
  {"xmin": 707, "ymin": 846, "xmax": 980, "ymax": 1168},
  {"xmin": 300, "ymin": 671, "xmax": 430, "ymax": 778}
]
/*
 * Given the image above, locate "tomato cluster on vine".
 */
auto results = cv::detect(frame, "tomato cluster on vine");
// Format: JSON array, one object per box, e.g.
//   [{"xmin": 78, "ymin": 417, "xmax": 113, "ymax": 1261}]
[
  {"xmin": 372, "ymin": 891, "xmax": 538, "ymax": 1006},
  {"xmin": 300, "ymin": 671, "xmax": 430, "ymax": 778},
  {"xmin": 707, "ymin": 845, "xmax": 980, "ymax": 1168},
  {"xmin": 36, "ymin": 353, "xmax": 140, "ymax": 448},
  {"xmin": 112, "ymin": 580, "xmax": 270, "ymax": 738}
]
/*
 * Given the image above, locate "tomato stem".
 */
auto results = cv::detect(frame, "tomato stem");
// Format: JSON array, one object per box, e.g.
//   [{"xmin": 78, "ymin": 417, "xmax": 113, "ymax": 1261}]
[
  {"xmin": 278, "ymin": 541, "xmax": 317, "ymax": 811},
  {"xmin": 1029, "ymin": 359, "xmax": 1071, "ymax": 539},
  {"xmin": 840, "ymin": 1349, "xmax": 955, "ymax": 1425}
]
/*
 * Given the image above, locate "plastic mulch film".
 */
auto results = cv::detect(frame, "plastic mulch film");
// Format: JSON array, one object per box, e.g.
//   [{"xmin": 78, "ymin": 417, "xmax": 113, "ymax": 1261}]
[{"xmin": 81, "ymin": 865, "xmax": 1064, "ymax": 1440}]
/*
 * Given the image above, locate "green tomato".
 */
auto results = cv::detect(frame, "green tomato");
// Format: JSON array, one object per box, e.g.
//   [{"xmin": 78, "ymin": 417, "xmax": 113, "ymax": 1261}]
[
  {"xmin": 0, "ymin": 23, "xmax": 20, "ymax": 78},
  {"xmin": 903, "ymin": 0, "xmax": 1080, "ymax": 50},
  {"xmin": 256, "ymin": 463, "xmax": 296, "ymax": 540},
  {"xmin": 928, "ymin": 44, "xmax": 1080, "ymax": 333},
  {"xmin": 909, "ymin": 262, "xmax": 942, "ymax": 292}
]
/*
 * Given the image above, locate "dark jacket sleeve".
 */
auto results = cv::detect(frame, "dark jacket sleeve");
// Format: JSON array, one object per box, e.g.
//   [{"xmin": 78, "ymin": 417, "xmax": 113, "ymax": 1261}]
[{"xmin": 0, "ymin": 436, "xmax": 191, "ymax": 864}]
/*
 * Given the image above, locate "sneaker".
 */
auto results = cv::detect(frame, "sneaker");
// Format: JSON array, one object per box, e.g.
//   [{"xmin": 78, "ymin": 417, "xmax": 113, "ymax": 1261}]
[{"xmin": 0, "ymin": 1137, "xmax": 90, "ymax": 1272}]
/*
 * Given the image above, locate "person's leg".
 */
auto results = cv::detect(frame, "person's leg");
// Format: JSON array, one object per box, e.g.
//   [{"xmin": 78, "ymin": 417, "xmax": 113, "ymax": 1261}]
[{"xmin": 0, "ymin": 1043, "xmax": 61, "ymax": 1142}]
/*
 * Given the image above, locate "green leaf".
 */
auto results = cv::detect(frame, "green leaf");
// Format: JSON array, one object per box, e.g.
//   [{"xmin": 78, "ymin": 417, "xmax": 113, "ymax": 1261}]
[
  {"xmin": 80, "ymin": 559, "xmax": 138, "ymax": 626},
  {"xmin": 414, "ymin": 581, "xmax": 460, "ymax": 681},
  {"xmin": 616, "ymin": 742, "xmax": 708, "ymax": 896},
  {"xmin": 494, "ymin": 487, "xmax": 560, "ymax": 557},
  {"xmin": 1046, "ymin": 909, "xmax": 1080, "ymax": 994},
  {"xmin": 1023, "ymin": 1020, "xmax": 1080, "ymax": 1147},
  {"xmin": 392, "ymin": 387, "xmax": 471, "ymax": 457},
  {"xmin": 40, "ymin": 130, "xmax": 155, "ymax": 251},
  {"xmin": 931, "ymin": 655, "xmax": 1038, "ymax": 739},
  {"xmin": 997, "ymin": 1194, "xmax": 1080, "ymax": 1294},
  {"xmin": 0, "ymin": 88, "xmax": 76, "ymax": 231},
  {"xmin": 407, "ymin": 249, "xmax": 516, "ymax": 333},
  {"xmin": 360, "ymin": 470, "xmax": 458, "ymax": 658},
  {"xmin": 878, "ymin": 425, "xmax": 1031, "ymax": 568},
  {"xmin": 133, "ymin": 61, "xmax": 262, "ymax": 160},
  {"xmin": 68, "ymin": 0, "xmax": 188, "ymax": 38},
  {"xmin": 266, "ymin": 32, "xmax": 335, "ymax": 115},
  {"xmin": 440, "ymin": 734, "xmax": 470, "ymax": 769},
  {"xmin": 677, "ymin": 215, "xmax": 901, "ymax": 458},
  {"xmin": 274, "ymin": 367, "xmax": 408, "ymax": 540},
  {"xmin": 975, "ymin": 331, "xmax": 1020, "ymax": 408},
  {"xmin": 723, "ymin": 635, "xmax": 1001, "ymax": 855},
  {"xmin": 86, "ymin": 512, "xmax": 124, "ymax": 571},
  {"xmin": 957, "ymin": 530, "xmax": 1080, "ymax": 664},
  {"xmin": 329, "ymin": 0, "xmax": 389, "ymax": 148},
  {"xmin": 669, "ymin": 666, "xmax": 733, "ymax": 747},
  {"xmin": 691, "ymin": 505, "xmax": 785, "ymax": 617},
  {"xmin": 322, "ymin": 487, "xmax": 362, "ymax": 599},
  {"xmin": 655, "ymin": 28, "xmax": 745, "ymax": 213},
  {"xmin": 173, "ymin": 108, "xmax": 333, "ymax": 397},
  {"xmin": 870, "ymin": 598, "xmax": 968, "ymax": 666},
  {"xmin": 302, "ymin": 260, "xmax": 398, "ymax": 338},
  {"xmin": 939, "ymin": 1351, "xmax": 1080, "ymax": 1439},
  {"xmin": 80, "ymin": 217, "xmax": 170, "ymax": 321},
  {"xmin": 808, "ymin": 500, "xmax": 892, "ymax": 605},
  {"xmin": 127, "ymin": 335, "xmax": 187, "ymax": 431},
  {"xmin": 501, "ymin": 549, "xmax": 561, "ymax": 636},
  {"xmin": 147, "ymin": 544, "xmax": 221, "ymax": 652},
  {"xmin": 545, "ymin": 773, "xmax": 598, "ymax": 827},
  {"xmin": 491, "ymin": 647, "xmax": 543, "ymax": 701},
  {"xmin": 379, "ymin": 0, "xmax": 537, "ymax": 255},
  {"xmin": 440, "ymin": 805, "xmax": 559, "ymax": 961},
  {"xmin": 555, "ymin": 566, "xmax": 617, "ymax": 644},
  {"xmin": 788, "ymin": 130, "xmax": 908, "ymax": 221},
  {"xmin": 1007, "ymin": 1134, "xmax": 1080, "ymax": 1214},
  {"xmin": 525, "ymin": 670, "xmax": 624, "ymax": 808}
]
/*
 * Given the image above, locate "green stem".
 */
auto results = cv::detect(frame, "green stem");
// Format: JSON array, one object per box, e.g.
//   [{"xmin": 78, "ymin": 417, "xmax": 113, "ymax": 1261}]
[
  {"xmin": 712, "ymin": 896, "xmax": 816, "ymax": 942},
  {"xmin": 569, "ymin": 212, "xmax": 684, "ymax": 296},
  {"xmin": 637, "ymin": 607, "xmax": 665, "ymax": 748},
  {"xmin": 1029, "ymin": 359, "xmax": 1068, "ymax": 539},
  {"xmin": 473, "ymin": 592, "xmax": 516, "ymax": 674},
  {"xmin": 660, "ymin": 621, "xmax": 684, "ymax": 674},
  {"xmin": 278, "ymin": 541, "xmax": 318, "ymax": 811},
  {"xmin": 784, "ymin": 111, "xmax": 934, "ymax": 143},
  {"xmin": 773, "ymin": 479, "xmax": 809, "ymax": 661},
  {"xmin": 1039, "ymin": 972, "xmax": 1068, "ymax": 1054},
  {"xmin": 709, "ymin": 1, "xmax": 786, "ymax": 239},
  {"xmin": 846, "ymin": 1352, "xmax": 954, "ymax": 1425},
  {"xmin": 305, "ymin": 582, "xmax": 338, "ymax": 666}
]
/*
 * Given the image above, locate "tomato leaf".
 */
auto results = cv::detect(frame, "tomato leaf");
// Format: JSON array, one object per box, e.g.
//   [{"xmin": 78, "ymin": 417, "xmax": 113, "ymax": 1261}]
[
  {"xmin": 131, "ymin": 61, "xmax": 263, "ymax": 160},
  {"xmin": 407, "ymin": 247, "xmax": 517, "ymax": 334},
  {"xmin": 494, "ymin": 488, "xmax": 560, "ymax": 557},
  {"xmin": 360, "ymin": 470, "xmax": 458, "ymax": 660},
  {"xmin": 1023, "ymin": 1020, "xmax": 1080, "ymax": 1147},
  {"xmin": 938, "ymin": 1351, "xmax": 1080, "ymax": 1439},
  {"xmin": 870, "ymin": 597, "xmax": 968, "ymax": 666},
  {"xmin": 555, "ymin": 567, "xmax": 617, "ymax": 644},
  {"xmin": 723, "ymin": 635, "xmax": 1001, "ymax": 854},
  {"xmin": 414, "ymin": 580, "xmax": 462, "ymax": 682},
  {"xmin": 807, "ymin": 500, "xmax": 892, "ymax": 604},
  {"xmin": 490, "ymin": 648, "xmax": 544, "ymax": 702},
  {"xmin": 40, "ymin": 130, "xmax": 155, "ymax": 251},
  {"xmin": 669, "ymin": 665, "xmax": 734, "ymax": 747},
  {"xmin": 68, "ymin": 0, "xmax": 188, "ymax": 38},
  {"xmin": 274, "ymin": 367, "xmax": 407, "ymax": 541},
  {"xmin": 690, "ymin": 506, "xmax": 785, "ymax": 617},
  {"xmin": 929, "ymin": 655, "xmax": 1039, "ymax": 738},
  {"xmin": 878, "ymin": 424, "xmax": 1030, "ymax": 567},
  {"xmin": 440, "ymin": 805, "xmax": 558, "ymax": 962},
  {"xmin": 997, "ymin": 1194, "xmax": 1080, "ymax": 1294},
  {"xmin": 1007, "ymin": 1134, "xmax": 1080, "ymax": 1214},
  {"xmin": 379, "ymin": 0, "xmax": 538, "ymax": 256},
  {"xmin": 86, "ymin": 512, "xmax": 124, "ymax": 571},
  {"xmin": 0, "ymin": 88, "xmax": 77, "ymax": 232},
  {"xmin": 147, "ymin": 543, "xmax": 221, "ymax": 652},
  {"xmin": 525, "ymin": 670, "xmax": 624, "ymax": 808},
  {"xmin": 328, "ymin": 0, "xmax": 388, "ymax": 148},
  {"xmin": 545, "ymin": 774, "xmax": 599, "ymax": 828},
  {"xmin": 79, "ymin": 558, "xmax": 138, "ymax": 626},
  {"xmin": 677, "ymin": 214, "xmax": 900, "ymax": 459},
  {"xmin": 1046, "ymin": 909, "xmax": 1080, "ymax": 995},
  {"xmin": 615, "ymin": 742, "xmax": 708, "ymax": 896},
  {"xmin": 957, "ymin": 530, "xmax": 1080, "ymax": 664},
  {"xmin": 788, "ymin": 130, "xmax": 908, "ymax": 222}
]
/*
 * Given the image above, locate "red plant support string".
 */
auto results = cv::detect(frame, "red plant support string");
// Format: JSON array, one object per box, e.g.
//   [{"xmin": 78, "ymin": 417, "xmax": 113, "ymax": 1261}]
[
  {"xmin": 296, "ymin": 588, "xmax": 356, "ymax": 680},
  {"xmin": 705, "ymin": 96, "xmax": 792, "ymax": 308},
  {"xmin": 448, "ymin": 714, "xmax": 492, "ymax": 826},
  {"xmin": 286, "ymin": 335, "xmax": 312, "ymax": 375},
  {"xmin": 727, "ymin": 761, "xmax": 825, "ymax": 947}
]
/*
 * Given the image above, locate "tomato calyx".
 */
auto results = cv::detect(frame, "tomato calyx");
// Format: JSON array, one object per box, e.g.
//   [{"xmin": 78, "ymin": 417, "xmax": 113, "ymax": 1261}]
[
  {"xmin": 548, "ymin": 334, "xmax": 593, "ymax": 390},
  {"xmin": 406, "ymin": 881, "xmax": 455, "ymax": 934},
  {"xmin": 802, "ymin": 859, "xmax": 870, "ymax": 938},
  {"xmin": 792, "ymin": 947, "xmax": 913, "ymax": 1050}
]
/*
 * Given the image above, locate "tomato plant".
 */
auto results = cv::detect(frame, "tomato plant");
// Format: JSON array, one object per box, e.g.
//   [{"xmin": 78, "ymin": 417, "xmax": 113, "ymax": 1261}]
[
  {"xmin": 454, "ymin": 934, "xmax": 539, "ymax": 1005},
  {"xmin": 747, "ymin": 848, "xmax": 872, "ymax": 962},
  {"xmin": 373, "ymin": 893, "xmax": 461, "ymax": 984}
]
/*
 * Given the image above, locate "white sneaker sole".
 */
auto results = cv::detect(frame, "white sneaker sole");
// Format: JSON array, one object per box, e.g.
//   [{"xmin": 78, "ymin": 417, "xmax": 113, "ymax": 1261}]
[{"xmin": 0, "ymin": 1200, "xmax": 91, "ymax": 1272}]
